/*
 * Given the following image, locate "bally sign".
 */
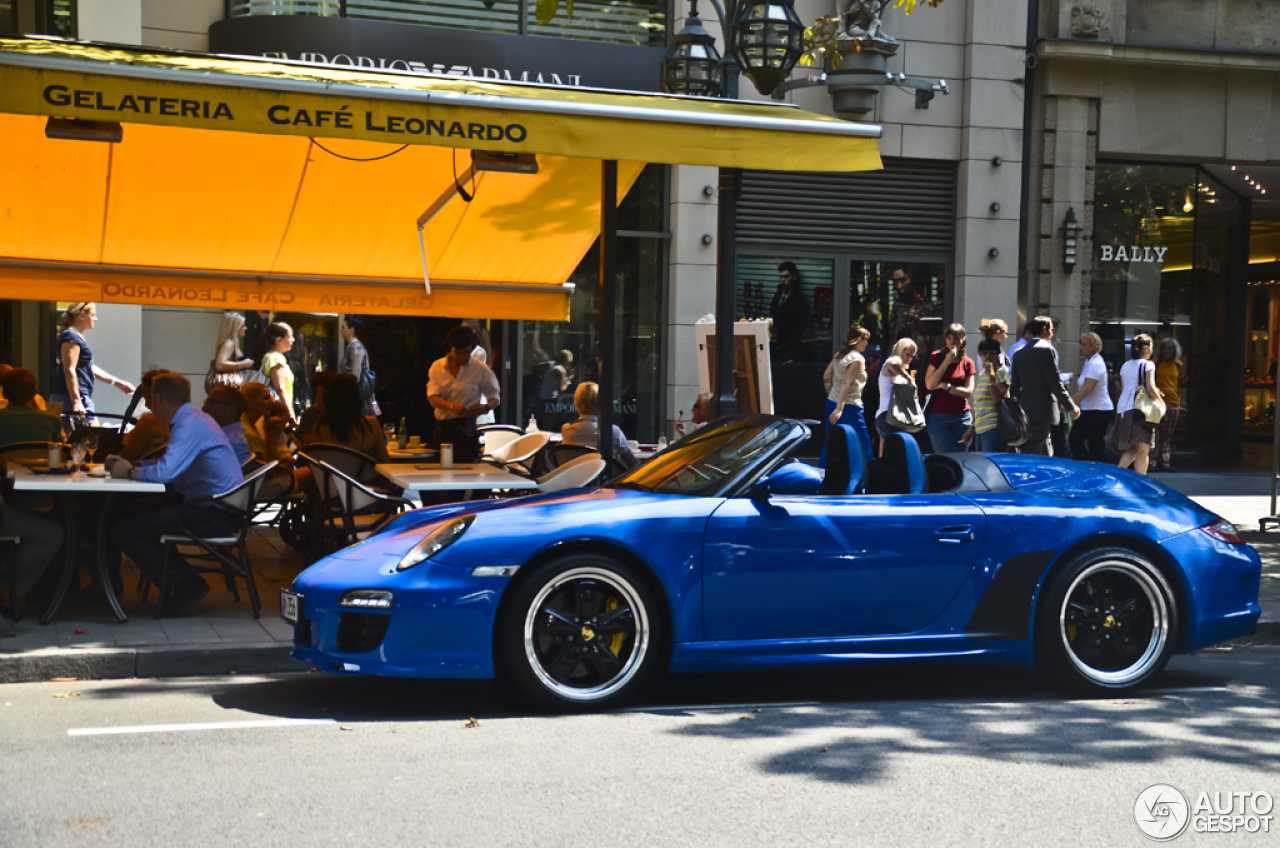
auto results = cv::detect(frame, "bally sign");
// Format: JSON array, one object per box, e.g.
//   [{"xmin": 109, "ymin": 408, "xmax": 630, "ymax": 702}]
[{"xmin": 1099, "ymin": 245, "xmax": 1169, "ymax": 263}]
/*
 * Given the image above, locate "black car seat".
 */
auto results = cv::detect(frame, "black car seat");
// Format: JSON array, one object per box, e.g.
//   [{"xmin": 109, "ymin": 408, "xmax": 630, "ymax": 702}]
[
  {"xmin": 881, "ymin": 432, "xmax": 928, "ymax": 494},
  {"xmin": 818, "ymin": 424, "xmax": 866, "ymax": 495}
]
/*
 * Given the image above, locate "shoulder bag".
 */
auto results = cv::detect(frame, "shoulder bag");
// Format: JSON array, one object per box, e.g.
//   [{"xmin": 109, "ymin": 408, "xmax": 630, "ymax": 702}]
[
  {"xmin": 997, "ymin": 396, "xmax": 1029, "ymax": 447},
  {"xmin": 1133, "ymin": 362, "xmax": 1166, "ymax": 431},
  {"xmin": 204, "ymin": 358, "xmax": 249, "ymax": 394},
  {"xmin": 887, "ymin": 381, "xmax": 926, "ymax": 433}
]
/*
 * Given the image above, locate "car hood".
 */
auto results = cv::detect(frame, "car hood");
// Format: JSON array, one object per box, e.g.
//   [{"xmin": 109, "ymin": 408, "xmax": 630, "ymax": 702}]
[{"xmin": 299, "ymin": 487, "xmax": 719, "ymax": 583}]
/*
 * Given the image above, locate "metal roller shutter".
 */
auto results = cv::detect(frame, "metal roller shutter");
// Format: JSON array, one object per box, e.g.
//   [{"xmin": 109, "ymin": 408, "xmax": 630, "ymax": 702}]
[{"xmin": 737, "ymin": 158, "xmax": 957, "ymax": 253}]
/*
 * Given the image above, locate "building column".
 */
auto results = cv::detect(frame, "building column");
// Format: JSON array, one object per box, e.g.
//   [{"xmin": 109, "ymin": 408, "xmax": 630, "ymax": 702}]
[
  {"xmin": 952, "ymin": 0, "xmax": 1027, "ymax": 341},
  {"xmin": 1036, "ymin": 94, "xmax": 1097, "ymax": 375},
  {"xmin": 665, "ymin": 165, "xmax": 719, "ymax": 439}
]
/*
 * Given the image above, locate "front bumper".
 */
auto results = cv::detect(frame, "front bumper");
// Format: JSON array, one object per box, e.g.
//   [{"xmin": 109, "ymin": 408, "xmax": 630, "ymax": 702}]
[{"xmin": 287, "ymin": 560, "xmax": 510, "ymax": 680}]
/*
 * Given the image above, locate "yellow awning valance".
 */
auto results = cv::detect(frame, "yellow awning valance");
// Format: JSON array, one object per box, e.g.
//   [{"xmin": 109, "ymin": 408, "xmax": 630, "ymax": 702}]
[{"xmin": 0, "ymin": 37, "xmax": 883, "ymax": 319}]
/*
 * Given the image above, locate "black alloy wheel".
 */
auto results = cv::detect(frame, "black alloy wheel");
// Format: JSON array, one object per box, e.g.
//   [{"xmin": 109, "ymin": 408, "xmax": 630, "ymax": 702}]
[
  {"xmin": 1036, "ymin": 547, "xmax": 1177, "ymax": 693},
  {"xmin": 498, "ymin": 554, "xmax": 664, "ymax": 708}
]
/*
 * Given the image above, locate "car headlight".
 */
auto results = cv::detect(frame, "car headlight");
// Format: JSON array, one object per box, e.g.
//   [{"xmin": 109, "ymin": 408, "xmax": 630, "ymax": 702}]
[{"xmin": 396, "ymin": 516, "xmax": 475, "ymax": 571}]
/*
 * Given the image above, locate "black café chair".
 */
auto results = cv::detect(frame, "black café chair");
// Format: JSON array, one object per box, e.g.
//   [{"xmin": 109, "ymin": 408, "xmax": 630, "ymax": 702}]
[
  {"xmin": 152, "ymin": 461, "xmax": 281, "ymax": 620},
  {"xmin": 303, "ymin": 455, "xmax": 413, "ymax": 551}
]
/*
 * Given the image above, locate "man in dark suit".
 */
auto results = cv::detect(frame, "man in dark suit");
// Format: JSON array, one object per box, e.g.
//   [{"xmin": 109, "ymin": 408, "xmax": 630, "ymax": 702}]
[
  {"xmin": 1011, "ymin": 315, "xmax": 1079, "ymax": 456},
  {"xmin": 770, "ymin": 261, "xmax": 809, "ymax": 357}
]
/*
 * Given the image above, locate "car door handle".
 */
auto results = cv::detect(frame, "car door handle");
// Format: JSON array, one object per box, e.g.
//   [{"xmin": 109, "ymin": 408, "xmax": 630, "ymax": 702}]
[{"xmin": 933, "ymin": 525, "xmax": 975, "ymax": 545}]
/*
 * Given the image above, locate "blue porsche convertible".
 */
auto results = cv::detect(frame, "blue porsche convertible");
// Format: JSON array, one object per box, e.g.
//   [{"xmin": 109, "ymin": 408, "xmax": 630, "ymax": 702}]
[{"xmin": 283, "ymin": 416, "xmax": 1262, "ymax": 707}]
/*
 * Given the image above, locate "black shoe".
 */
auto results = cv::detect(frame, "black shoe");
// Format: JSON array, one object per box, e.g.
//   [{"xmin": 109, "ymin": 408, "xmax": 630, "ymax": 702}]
[{"xmin": 164, "ymin": 577, "xmax": 210, "ymax": 618}]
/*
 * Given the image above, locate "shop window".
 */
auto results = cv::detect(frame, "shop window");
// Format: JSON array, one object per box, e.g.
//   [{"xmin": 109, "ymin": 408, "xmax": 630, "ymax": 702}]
[
  {"xmin": 1, "ymin": 0, "xmax": 74, "ymax": 37},
  {"xmin": 521, "ymin": 165, "xmax": 666, "ymax": 442},
  {"xmin": 1091, "ymin": 163, "xmax": 1244, "ymax": 457}
]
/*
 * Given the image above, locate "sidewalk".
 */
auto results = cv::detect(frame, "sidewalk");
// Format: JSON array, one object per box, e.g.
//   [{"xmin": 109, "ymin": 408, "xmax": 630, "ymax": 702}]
[
  {"xmin": 0, "ymin": 525, "xmax": 302, "ymax": 684},
  {"xmin": 1, "ymin": 476, "xmax": 1277, "ymax": 684}
]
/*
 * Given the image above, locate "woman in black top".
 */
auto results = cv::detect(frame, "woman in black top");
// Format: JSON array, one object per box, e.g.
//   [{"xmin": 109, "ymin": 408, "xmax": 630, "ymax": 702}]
[{"xmin": 50, "ymin": 302, "xmax": 135, "ymax": 416}]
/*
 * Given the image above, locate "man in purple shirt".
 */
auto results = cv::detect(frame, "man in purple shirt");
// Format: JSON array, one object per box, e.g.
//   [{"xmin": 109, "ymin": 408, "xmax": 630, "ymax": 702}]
[{"xmin": 106, "ymin": 373, "xmax": 245, "ymax": 617}]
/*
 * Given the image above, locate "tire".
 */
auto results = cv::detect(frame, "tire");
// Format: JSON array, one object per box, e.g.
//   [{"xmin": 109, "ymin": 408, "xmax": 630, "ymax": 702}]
[
  {"xmin": 497, "ymin": 554, "xmax": 664, "ymax": 709},
  {"xmin": 1036, "ymin": 546, "xmax": 1179, "ymax": 694}
]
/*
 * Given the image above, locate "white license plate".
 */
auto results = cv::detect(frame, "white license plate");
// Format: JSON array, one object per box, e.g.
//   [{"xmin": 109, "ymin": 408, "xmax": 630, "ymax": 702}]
[{"xmin": 280, "ymin": 590, "xmax": 301, "ymax": 625}]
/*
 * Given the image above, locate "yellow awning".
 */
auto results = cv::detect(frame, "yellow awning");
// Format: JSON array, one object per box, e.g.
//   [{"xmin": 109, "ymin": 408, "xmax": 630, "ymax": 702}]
[{"xmin": 0, "ymin": 37, "xmax": 883, "ymax": 319}]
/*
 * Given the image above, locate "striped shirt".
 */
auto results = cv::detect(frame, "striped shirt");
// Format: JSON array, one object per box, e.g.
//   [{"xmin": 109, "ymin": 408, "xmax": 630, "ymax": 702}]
[{"xmin": 973, "ymin": 366, "xmax": 1010, "ymax": 434}]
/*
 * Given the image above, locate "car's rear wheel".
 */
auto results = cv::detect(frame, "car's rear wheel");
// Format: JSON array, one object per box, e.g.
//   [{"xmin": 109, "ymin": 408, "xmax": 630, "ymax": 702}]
[
  {"xmin": 1036, "ymin": 547, "xmax": 1178, "ymax": 694},
  {"xmin": 498, "ymin": 554, "xmax": 664, "ymax": 708}
]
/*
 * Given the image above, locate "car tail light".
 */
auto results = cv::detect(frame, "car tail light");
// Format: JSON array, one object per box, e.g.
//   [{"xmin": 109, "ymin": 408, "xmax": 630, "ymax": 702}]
[{"xmin": 1201, "ymin": 519, "xmax": 1244, "ymax": 545}]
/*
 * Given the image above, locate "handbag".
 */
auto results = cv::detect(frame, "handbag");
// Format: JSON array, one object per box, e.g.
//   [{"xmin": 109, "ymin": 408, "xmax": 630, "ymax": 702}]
[
  {"xmin": 358, "ymin": 358, "xmax": 377, "ymax": 401},
  {"xmin": 1133, "ymin": 362, "xmax": 1166, "ymax": 431},
  {"xmin": 204, "ymin": 359, "xmax": 247, "ymax": 394},
  {"xmin": 886, "ymin": 382, "xmax": 926, "ymax": 433},
  {"xmin": 997, "ymin": 397, "xmax": 1030, "ymax": 447}
]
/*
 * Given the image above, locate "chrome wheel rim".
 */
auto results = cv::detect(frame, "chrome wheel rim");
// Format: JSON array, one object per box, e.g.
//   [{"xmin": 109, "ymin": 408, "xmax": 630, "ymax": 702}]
[
  {"xmin": 1059, "ymin": 561, "xmax": 1169, "ymax": 686},
  {"xmin": 523, "ymin": 567, "xmax": 650, "ymax": 703}
]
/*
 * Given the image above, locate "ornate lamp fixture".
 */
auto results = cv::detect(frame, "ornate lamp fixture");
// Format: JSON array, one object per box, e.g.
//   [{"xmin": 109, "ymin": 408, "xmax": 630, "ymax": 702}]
[
  {"xmin": 730, "ymin": 0, "xmax": 805, "ymax": 96},
  {"xmin": 660, "ymin": 1, "xmax": 725, "ymax": 97},
  {"xmin": 1062, "ymin": 207, "xmax": 1079, "ymax": 273}
]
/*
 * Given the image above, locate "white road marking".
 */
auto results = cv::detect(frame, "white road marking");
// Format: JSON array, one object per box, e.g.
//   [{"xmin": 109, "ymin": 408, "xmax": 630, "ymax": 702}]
[
  {"xmin": 68, "ymin": 718, "xmax": 337, "ymax": 737},
  {"xmin": 622, "ymin": 701, "xmax": 820, "ymax": 713}
]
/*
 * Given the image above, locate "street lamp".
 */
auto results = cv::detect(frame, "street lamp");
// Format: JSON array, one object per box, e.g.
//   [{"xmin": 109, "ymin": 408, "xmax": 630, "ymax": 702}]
[
  {"xmin": 729, "ymin": 0, "xmax": 805, "ymax": 96},
  {"xmin": 661, "ymin": 0, "xmax": 805, "ymax": 100},
  {"xmin": 660, "ymin": 1, "xmax": 724, "ymax": 98}
]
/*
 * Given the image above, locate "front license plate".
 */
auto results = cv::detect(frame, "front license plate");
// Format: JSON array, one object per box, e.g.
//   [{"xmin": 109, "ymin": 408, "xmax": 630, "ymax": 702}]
[{"xmin": 280, "ymin": 590, "xmax": 301, "ymax": 625}]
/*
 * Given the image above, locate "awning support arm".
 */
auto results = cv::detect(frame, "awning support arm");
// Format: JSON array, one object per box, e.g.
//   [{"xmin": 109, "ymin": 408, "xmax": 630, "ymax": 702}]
[{"xmin": 416, "ymin": 164, "xmax": 477, "ymax": 296}]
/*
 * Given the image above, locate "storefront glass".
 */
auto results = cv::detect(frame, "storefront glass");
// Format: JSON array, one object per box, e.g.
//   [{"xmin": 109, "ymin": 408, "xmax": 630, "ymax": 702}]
[
  {"xmin": 521, "ymin": 164, "xmax": 666, "ymax": 443},
  {"xmin": 1091, "ymin": 162, "xmax": 1246, "ymax": 460}
]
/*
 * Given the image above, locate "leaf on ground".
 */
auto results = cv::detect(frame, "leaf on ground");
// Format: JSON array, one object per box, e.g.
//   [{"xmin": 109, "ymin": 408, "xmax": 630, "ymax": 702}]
[
  {"xmin": 751, "ymin": 708, "xmax": 762, "ymax": 713},
  {"xmin": 53, "ymin": 691, "xmax": 81, "ymax": 698},
  {"xmin": 339, "ymin": 725, "xmax": 354, "ymax": 731},
  {"xmin": 819, "ymin": 747, "xmax": 829, "ymax": 753},
  {"xmin": 738, "ymin": 715, "xmax": 755, "ymax": 721},
  {"xmin": 73, "ymin": 628, "xmax": 88, "ymax": 635},
  {"xmin": 49, "ymin": 677, "xmax": 78, "ymax": 682},
  {"xmin": 462, "ymin": 717, "xmax": 481, "ymax": 728}
]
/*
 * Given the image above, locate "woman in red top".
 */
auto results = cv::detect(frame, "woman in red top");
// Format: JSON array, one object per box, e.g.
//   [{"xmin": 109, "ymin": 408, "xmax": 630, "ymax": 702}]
[{"xmin": 924, "ymin": 323, "xmax": 976, "ymax": 453}]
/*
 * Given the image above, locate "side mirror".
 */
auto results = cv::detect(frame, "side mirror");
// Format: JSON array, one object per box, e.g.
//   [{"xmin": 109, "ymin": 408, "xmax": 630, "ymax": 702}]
[{"xmin": 754, "ymin": 462, "xmax": 823, "ymax": 497}]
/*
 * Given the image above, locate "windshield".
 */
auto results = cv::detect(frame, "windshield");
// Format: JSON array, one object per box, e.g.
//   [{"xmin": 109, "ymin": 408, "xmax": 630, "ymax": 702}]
[{"xmin": 610, "ymin": 418, "xmax": 792, "ymax": 496}]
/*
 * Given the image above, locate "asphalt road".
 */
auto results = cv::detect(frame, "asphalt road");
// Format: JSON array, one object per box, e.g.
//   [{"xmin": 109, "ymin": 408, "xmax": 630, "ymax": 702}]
[{"xmin": 3, "ymin": 649, "xmax": 1279, "ymax": 847}]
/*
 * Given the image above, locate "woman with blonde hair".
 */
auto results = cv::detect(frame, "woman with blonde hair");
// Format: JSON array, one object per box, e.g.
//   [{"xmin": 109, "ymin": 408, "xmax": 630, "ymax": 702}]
[
  {"xmin": 1108, "ymin": 333, "xmax": 1162, "ymax": 475},
  {"xmin": 1070, "ymin": 331, "xmax": 1114, "ymax": 462},
  {"xmin": 924, "ymin": 323, "xmax": 976, "ymax": 453},
  {"xmin": 206, "ymin": 311, "xmax": 255, "ymax": 394},
  {"xmin": 561, "ymin": 382, "xmax": 638, "ymax": 468},
  {"xmin": 873, "ymin": 337, "xmax": 918, "ymax": 457},
  {"xmin": 50, "ymin": 302, "xmax": 135, "ymax": 416},
  {"xmin": 978, "ymin": 317, "xmax": 1010, "ymax": 367},
  {"xmin": 822, "ymin": 325, "xmax": 873, "ymax": 464}
]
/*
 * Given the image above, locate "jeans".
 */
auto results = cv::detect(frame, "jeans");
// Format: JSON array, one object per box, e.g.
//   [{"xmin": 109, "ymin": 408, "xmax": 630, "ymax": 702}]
[
  {"xmin": 975, "ymin": 428, "xmax": 1004, "ymax": 454},
  {"xmin": 109, "ymin": 503, "xmax": 239, "ymax": 587},
  {"xmin": 926, "ymin": 411, "xmax": 973, "ymax": 454},
  {"xmin": 820, "ymin": 400, "xmax": 874, "ymax": 467}
]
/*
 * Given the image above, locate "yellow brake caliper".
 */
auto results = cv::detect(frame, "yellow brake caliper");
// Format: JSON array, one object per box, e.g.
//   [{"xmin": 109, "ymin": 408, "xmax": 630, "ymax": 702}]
[{"xmin": 606, "ymin": 596, "xmax": 626, "ymax": 656}]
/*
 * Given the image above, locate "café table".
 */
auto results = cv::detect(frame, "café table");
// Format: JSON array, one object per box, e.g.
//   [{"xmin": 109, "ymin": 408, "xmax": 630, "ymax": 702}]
[
  {"xmin": 385, "ymin": 446, "xmax": 439, "ymax": 463},
  {"xmin": 374, "ymin": 462, "xmax": 538, "ymax": 497},
  {"xmin": 9, "ymin": 463, "xmax": 165, "ymax": 624}
]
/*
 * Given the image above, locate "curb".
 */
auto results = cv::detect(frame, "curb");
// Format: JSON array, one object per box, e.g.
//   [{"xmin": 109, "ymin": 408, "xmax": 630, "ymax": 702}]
[{"xmin": 0, "ymin": 643, "xmax": 303, "ymax": 684}]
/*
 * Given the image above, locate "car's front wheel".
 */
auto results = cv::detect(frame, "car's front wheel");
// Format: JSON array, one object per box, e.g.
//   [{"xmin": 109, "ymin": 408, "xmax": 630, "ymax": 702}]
[
  {"xmin": 498, "ymin": 554, "xmax": 664, "ymax": 708},
  {"xmin": 1036, "ymin": 547, "xmax": 1178, "ymax": 694}
]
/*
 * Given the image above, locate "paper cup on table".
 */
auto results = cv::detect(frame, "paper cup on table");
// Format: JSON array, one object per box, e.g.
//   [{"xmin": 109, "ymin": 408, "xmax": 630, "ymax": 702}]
[
  {"xmin": 408, "ymin": 436, "xmax": 422, "ymax": 447},
  {"xmin": 441, "ymin": 443, "xmax": 454, "ymax": 469},
  {"xmin": 48, "ymin": 444, "xmax": 61, "ymax": 468}
]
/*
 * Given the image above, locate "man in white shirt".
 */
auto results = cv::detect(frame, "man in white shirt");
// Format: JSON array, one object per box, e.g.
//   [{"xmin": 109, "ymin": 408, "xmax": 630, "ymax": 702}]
[
  {"xmin": 1006, "ymin": 323, "xmax": 1037, "ymax": 377},
  {"xmin": 427, "ymin": 326, "xmax": 501, "ymax": 463}
]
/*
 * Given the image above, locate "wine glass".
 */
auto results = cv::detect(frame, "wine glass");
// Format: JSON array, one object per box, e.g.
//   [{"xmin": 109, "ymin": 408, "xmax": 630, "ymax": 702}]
[
  {"xmin": 70, "ymin": 441, "xmax": 87, "ymax": 480},
  {"xmin": 85, "ymin": 432, "xmax": 99, "ymax": 464},
  {"xmin": 383, "ymin": 422, "xmax": 396, "ymax": 446}
]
